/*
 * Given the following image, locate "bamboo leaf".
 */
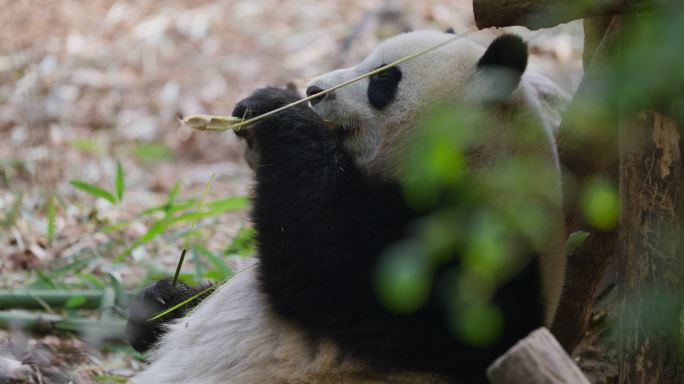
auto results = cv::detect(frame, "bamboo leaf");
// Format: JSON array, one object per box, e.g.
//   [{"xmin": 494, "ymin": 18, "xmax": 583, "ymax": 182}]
[
  {"xmin": 47, "ymin": 195, "xmax": 56, "ymax": 243},
  {"xmin": 195, "ymin": 244, "xmax": 231, "ymax": 279},
  {"xmin": 166, "ymin": 182, "xmax": 181, "ymax": 209},
  {"xmin": 173, "ymin": 174, "xmax": 216, "ymax": 287},
  {"xmin": 65, "ymin": 295, "xmax": 88, "ymax": 309},
  {"xmin": 566, "ymin": 230, "xmax": 590, "ymax": 254},
  {"xmin": 115, "ymin": 160, "xmax": 125, "ymax": 202},
  {"xmin": 70, "ymin": 180, "xmax": 117, "ymax": 204},
  {"xmin": 225, "ymin": 227, "xmax": 256, "ymax": 256},
  {"xmin": 205, "ymin": 196, "xmax": 249, "ymax": 213}
]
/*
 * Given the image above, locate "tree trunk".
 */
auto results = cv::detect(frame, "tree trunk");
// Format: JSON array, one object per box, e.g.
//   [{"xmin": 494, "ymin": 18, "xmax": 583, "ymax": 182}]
[
  {"xmin": 617, "ymin": 109, "xmax": 684, "ymax": 383},
  {"xmin": 550, "ymin": 17, "xmax": 621, "ymax": 353}
]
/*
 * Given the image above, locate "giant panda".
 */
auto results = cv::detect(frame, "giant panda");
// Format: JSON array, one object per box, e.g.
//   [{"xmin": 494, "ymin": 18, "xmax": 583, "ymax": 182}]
[{"xmin": 126, "ymin": 30, "xmax": 567, "ymax": 384}]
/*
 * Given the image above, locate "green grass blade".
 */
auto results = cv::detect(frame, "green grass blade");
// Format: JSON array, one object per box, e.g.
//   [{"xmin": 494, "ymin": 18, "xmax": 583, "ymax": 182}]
[
  {"xmin": 204, "ymin": 196, "xmax": 249, "ymax": 212},
  {"xmin": 172, "ymin": 174, "xmax": 216, "ymax": 287},
  {"xmin": 166, "ymin": 182, "xmax": 181, "ymax": 207},
  {"xmin": 47, "ymin": 195, "xmax": 56, "ymax": 243},
  {"xmin": 70, "ymin": 180, "xmax": 116, "ymax": 204},
  {"xmin": 115, "ymin": 160, "xmax": 125, "ymax": 202},
  {"xmin": 225, "ymin": 227, "xmax": 256, "ymax": 256},
  {"xmin": 195, "ymin": 244, "xmax": 231, "ymax": 279}
]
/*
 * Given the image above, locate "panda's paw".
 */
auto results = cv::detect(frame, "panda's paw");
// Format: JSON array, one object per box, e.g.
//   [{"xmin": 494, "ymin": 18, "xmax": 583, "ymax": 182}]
[
  {"xmin": 125, "ymin": 279, "xmax": 209, "ymax": 353},
  {"xmin": 232, "ymin": 86, "xmax": 302, "ymax": 121}
]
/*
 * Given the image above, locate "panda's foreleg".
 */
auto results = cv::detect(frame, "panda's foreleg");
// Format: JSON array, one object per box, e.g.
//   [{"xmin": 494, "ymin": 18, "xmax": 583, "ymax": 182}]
[
  {"xmin": 232, "ymin": 86, "xmax": 411, "ymax": 336},
  {"xmin": 125, "ymin": 279, "xmax": 213, "ymax": 353}
]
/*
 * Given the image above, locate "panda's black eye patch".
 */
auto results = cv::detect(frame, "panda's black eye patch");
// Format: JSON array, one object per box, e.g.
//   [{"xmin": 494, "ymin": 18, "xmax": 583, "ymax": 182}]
[{"xmin": 367, "ymin": 65, "xmax": 402, "ymax": 110}]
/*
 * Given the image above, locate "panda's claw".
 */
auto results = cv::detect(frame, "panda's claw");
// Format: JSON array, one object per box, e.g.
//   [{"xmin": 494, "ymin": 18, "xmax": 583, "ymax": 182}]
[{"xmin": 125, "ymin": 279, "xmax": 211, "ymax": 353}]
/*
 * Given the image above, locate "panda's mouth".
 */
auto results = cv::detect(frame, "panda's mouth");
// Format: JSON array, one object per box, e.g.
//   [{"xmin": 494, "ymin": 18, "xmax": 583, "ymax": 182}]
[
  {"xmin": 323, "ymin": 116, "xmax": 360, "ymax": 133},
  {"xmin": 328, "ymin": 122, "xmax": 360, "ymax": 142}
]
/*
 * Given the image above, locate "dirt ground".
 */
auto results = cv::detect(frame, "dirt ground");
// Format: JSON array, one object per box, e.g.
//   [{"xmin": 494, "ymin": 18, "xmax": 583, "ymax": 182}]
[{"xmin": 0, "ymin": 1, "xmax": 614, "ymax": 383}]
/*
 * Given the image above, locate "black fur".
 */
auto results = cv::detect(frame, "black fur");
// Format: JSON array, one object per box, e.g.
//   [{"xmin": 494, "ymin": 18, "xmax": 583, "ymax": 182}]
[
  {"xmin": 127, "ymin": 35, "xmax": 544, "ymax": 380},
  {"xmin": 476, "ymin": 34, "xmax": 528, "ymax": 103},
  {"xmin": 232, "ymin": 86, "xmax": 544, "ymax": 381},
  {"xmin": 306, "ymin": 85, "xmax": 326, "ymax": 106},
  {"xmin": 368, "ymin": 65, "xmax": 402, "ymax": 110},
  {"xmin": 125, "ymin": 279, "xmax": 212, "ymax": 353},
  {"xmin": 477, "ymin": 34, "xmax": 528, "ymax": 75}
]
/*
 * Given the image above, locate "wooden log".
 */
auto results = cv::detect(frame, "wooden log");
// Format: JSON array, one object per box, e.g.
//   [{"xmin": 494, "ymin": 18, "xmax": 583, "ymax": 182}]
[
  {"xmin": 487, "ymin": 328, "xmax": 590, "ymax": 384},
  {"xmin": 473, "ymin": 0, "xmax": 654, "ymax": 30},
  {"xmin": 550, "ymin": 17, "xmax": 622, "ymax": 353}
]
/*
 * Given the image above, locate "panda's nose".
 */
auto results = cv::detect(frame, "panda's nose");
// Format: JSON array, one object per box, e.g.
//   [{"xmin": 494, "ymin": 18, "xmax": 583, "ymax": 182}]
[{"xmin": 306, "ymin": 86, "xmax": 326, "ymax": 106}]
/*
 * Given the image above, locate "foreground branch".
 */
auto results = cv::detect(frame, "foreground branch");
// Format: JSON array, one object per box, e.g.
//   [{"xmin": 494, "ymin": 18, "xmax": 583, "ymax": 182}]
[
  {"xmin": 0, "ymin": 310, "xmax": 126, "ymax": 341},
  {"xmin": 473, "ymin": 0, "xmax": 654, "ymax": 29},
  {"xmin": 0, "ymin": 289, "xmax": 117, "ymax": 310},
  {"xmin": 487, "ymin": 328, "xmax": 590, "ymax": 383}
]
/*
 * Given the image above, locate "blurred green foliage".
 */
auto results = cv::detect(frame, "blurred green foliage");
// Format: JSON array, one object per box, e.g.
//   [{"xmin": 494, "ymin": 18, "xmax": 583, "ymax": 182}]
[{"xmin": 376, "ymin": 2, "xmax": 684, "ymax": 350}]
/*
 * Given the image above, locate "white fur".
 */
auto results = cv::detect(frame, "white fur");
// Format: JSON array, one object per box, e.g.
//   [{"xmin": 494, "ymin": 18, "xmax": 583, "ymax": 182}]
[
  {"xmin": 133, "ymin": 30, "xmax": 568, "ymax": 383},
  {"xmin": 308, "ymin": 30, "xmax": 566, "ymax": 322},
  {"xmin": 133, "ymin": 264, "xmax": 448, "ymax": 384}
]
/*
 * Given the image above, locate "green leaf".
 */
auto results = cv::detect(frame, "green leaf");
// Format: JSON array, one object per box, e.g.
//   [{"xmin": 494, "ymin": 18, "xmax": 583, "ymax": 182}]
[
  {"xmin": 108, "ymin": 272, "xmax": 126, "ymax": 306},
  {"xmin": 65, "ymin": 295, "xmax": 88, "ymax": 309},
  {"xmin": 205, "ymin": 196, "xmax": 250, "ymax": 213},
  {"xmin": 191, "ymin": 248, "xmax": 206, "ymax": 284},
  {"xmin": 48, "ymin": 256, "xmax": 96, "ymax": 278},
  {"xmin": 141, "ymin": 220, "xmax": 169, "ymax": 243},
  {"xmin": 375, "ymin": 242, "xmax": 431, "ymax": 314},
  {"xmin": 453, "ymin": 302, "xmax": 503, "ymax": 346},
  {"xmin": 225, "ymin": 227, "xmax": 256, "ymax": 256},
  {"xmin": 115, "ymin": 160, "xmax": 125, "ymax": 202},
  {"xmin": 195, "ymin": 244, "xmax": 231, "ymax": 279},
  {"xmin": 566, "ymin": 230, "xmax": 590, "ymax": 254},
  {"xmin": 581, "ymin": 179, "xmax": 620, "ymax": 230},
  {"xmin": 47, "ymin": 195, "xmax": 56, "ymax": 243},
  {"xmin": 78, "ymin": 273, "xmax": 106, "ymax": 289},
  {"xmin": 133, "ymin": 142, "xmax": 174, "ymax": 163},
  {"xmin": 71, "ymin": 138, "xmax": 105, "ymax": 155},
  {"xmin": 70, "ymin": 180, "xmax": 116, "ymax": 204},
  {"xmin": 166, "ymin": 182, "xmax": 181, "ymax": 210}
]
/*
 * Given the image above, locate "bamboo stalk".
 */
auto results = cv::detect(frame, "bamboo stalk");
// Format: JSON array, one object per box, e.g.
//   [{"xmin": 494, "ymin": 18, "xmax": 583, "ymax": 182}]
[
  {"xmin": 0, "ymin": 310, "xmax": 126, "ymax": 340},
  {"xmin": 0, "ymin": 290, "xmax": 131, "ymax": 310}
]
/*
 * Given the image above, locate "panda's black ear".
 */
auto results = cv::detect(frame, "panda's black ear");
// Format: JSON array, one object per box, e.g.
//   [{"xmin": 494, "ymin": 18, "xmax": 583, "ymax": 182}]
[
  {"xmin": 476, "ymin": 34, "xmax": 528, "ymax": 100},
  {"xmin": 477, "ymin": 34, "xmax": 528, "ymax": 74},
  {"xmin": 444, "ymin": 27, "xmax": 455, "ymax": 34}
]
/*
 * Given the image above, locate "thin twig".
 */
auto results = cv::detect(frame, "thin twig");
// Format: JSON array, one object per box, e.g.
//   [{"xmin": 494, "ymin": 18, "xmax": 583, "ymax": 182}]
[
  {"xmin": 182, "ymin": 29, "xmax": 478, "ymax": 132},
  {"xmin": 171, "ymin": 173, "xmax": 216, "ymax": 288}
]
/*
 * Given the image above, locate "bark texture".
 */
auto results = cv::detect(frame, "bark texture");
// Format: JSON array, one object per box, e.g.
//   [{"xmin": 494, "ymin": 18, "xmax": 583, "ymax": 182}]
[
  {"xmin": 550, "ymin": 17, "xmax": 621, "ymax": 353},
  {"xmin": 487, "ymin": 328, "xmax": 591, "ymax": 384},
  {"xmin": 617, "ymin": 110, "xmax": 684, "ymax": 383}
]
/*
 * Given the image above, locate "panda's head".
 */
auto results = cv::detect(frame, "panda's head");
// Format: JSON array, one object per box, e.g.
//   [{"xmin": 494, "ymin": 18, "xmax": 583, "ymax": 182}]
[{"xmin": 306, "ymin": 30, "xmax": 531, "ymax": 179}]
